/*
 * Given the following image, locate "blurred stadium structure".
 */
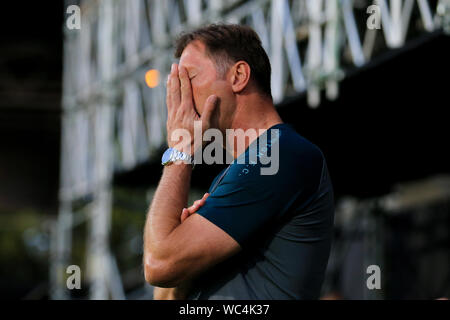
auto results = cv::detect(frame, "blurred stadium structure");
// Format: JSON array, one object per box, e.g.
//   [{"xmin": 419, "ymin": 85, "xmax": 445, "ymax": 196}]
[
  {"xmin": 52, "ymin": 0, "xmax": 450, "ymax": 299},
  {"xmin": 322, "ymin": 175, "xmax": 450, "ymax": 299}
]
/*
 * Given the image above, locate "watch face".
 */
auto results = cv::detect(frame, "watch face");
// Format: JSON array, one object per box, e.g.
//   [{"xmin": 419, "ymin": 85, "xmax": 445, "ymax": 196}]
[{"xmin": 161, "ymin": 148, "xmax": 174, "ymax": 165}]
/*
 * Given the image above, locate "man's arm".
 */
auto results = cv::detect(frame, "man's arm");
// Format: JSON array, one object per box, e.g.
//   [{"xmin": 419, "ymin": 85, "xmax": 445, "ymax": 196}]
[
  {"xmin": 144, "ymin": 163, "xmax": 191, "ymax": 251},
  {"xmin": 152, "ymin": 193, "xmax": 209, "ymax": 300},
  {"xmin": 143, "ymin": 63, "xmax": 241, "ymax": 288},
  {"xmin": 143, "ymin": 163, "xmax": 240, "ymax": 288}
]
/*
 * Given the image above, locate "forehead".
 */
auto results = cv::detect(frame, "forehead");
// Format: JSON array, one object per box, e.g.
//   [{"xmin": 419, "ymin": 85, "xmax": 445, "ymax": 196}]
[{"xmin": 179, "ymin": 40, "xmax": 213, "ymax": 68}]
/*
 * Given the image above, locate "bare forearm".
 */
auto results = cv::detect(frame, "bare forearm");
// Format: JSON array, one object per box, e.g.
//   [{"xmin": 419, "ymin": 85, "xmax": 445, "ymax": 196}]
[
  {"xmin": 144, "ymin": 163, "xmax": 192, "ymax": 255},
  {"xmin": 145, "ymin": 164, "xmax": 193, "ymax": 296}
]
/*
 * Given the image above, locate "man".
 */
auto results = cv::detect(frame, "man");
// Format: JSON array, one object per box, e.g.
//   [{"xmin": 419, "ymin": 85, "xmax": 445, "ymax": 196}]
[{"xmin": 143, "ymin": 24, "xmax": 334, "ymax": 300}]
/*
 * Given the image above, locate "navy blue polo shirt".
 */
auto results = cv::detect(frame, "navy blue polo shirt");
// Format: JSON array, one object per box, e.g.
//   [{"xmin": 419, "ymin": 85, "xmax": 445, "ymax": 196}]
[{"xmin": 189, "ymin": 123, "xmax": 335, "ymax": 300}]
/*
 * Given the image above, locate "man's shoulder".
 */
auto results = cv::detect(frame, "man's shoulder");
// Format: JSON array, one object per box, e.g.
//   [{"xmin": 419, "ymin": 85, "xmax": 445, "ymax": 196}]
[
  {"xmin": 277, "ymin": 124, "xmax": 323, "ymax": 159},
  {"xmin": 223, "ymin": 124, "xmax": 325, "ymax": 186},
  {"xmin": 274, "ymin": 124, "xmax": 325, "ymax": 177}
]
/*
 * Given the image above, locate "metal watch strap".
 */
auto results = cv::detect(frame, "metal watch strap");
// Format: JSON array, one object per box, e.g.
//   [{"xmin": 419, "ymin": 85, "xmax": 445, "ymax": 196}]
[{"xmin": 171, "ymin": 148, "xmax": 193, "ymax": 164}]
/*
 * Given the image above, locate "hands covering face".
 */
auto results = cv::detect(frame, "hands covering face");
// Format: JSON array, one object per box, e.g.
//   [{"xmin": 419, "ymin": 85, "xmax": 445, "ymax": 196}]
[{"xmin": 166, "ymin": 63, "xmax": 218, "ymax": 155}]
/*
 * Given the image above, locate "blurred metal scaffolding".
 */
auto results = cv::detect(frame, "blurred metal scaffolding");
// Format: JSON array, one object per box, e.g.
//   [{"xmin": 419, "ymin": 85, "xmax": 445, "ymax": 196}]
[
  {"xmin": 324, "ymin": 175, "xmax": 450, "ymax": 299},
  {"xmin": 53, "ymin": 0, "xmax": 449, "ymax": 299}
]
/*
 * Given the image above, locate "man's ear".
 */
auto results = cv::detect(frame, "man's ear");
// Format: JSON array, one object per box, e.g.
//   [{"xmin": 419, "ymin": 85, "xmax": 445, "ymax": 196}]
[{"xmin": 230, "ymin": 61, "xmax": 251, "ymax": 94}]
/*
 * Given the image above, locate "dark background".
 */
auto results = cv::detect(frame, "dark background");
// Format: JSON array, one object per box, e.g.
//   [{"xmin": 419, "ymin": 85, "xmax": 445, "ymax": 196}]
[{"xmin": 0, "ymin": 3, "xmax": 63, "ymax": 213}]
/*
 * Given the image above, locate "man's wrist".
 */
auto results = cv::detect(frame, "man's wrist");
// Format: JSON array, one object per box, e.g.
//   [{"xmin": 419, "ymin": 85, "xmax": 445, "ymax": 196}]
[
  {"xmin": 167, "ymin": 143, "xmax": 195, "ymax": 157},
  {"xmin": 162, "ymin": 147, "xmax": 195, "ymax": 167},
  {"xmin": 163, "ymin": 158, "xmax": 194, "ymax": 173}
]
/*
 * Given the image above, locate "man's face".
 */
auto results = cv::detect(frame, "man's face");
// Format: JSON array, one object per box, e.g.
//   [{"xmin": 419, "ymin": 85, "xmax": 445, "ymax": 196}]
[{"xmin": 178, "ymin": 40, "xmax": 235, "ymax": 132}]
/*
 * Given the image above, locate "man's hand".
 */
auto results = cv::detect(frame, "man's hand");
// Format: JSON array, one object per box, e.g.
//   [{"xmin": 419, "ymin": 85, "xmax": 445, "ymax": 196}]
[
  {"xmin": 166, "ymin": 63, "xmax": 218, "ymax": 155},
  {"xmin": 144, "ymin": 66, "xmax": 240, "ymax": 288},
  {"xmin": 181, "ymin": 193, "xmax": 210, "ymax": 223}
]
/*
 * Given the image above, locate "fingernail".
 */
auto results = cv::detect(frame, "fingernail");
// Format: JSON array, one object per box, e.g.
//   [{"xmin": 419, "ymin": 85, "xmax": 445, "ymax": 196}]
[{"xmin": 171, "ymin": 64, "xmax": 175, "ymax": 72}]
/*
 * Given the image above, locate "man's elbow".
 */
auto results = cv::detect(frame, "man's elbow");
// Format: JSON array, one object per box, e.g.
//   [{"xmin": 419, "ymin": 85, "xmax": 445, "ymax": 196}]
[{"xmin": 144, "ymin": 254, "xmax": 182, "ymax": 288}]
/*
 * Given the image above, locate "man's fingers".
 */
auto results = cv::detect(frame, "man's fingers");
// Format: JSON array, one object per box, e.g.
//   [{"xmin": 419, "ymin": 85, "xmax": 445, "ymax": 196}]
[
  {"xmin": 180, "ymin": 208, "xmax": 189, "ymax": 223},
  {"xmin": 188, "ymin": 200, "xmax": 202, "ymax": 213},
  {"xmin": 202, "ymin": 193, "xmax": 210, "ymax": 200},
  {"xmin": 178, "ymin": 66, "xmax": 193, "ymax": 107},
  {"xmin": 186, "ymin": 198, "xmax": 204, "ymax": 214},
  {"xmin": 169, "ymin": 64, "xmax": 181, "ymax": 109},
  {"xmin": 166, "ymin": 72, "xmax": 172, "ymax": 111},
  {"xmin": 181, "ymin": 194, "xmax": 211, "ymax": 223},
  {"xmin": 201, "ymin": 95, "xmax": 219, "ymax": 125}
]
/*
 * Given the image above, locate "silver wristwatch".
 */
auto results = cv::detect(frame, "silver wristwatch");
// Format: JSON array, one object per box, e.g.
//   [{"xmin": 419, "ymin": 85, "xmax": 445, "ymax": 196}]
[{"xmin": 161, "ymin": 147, "xmax": 194, "ymax": 166}]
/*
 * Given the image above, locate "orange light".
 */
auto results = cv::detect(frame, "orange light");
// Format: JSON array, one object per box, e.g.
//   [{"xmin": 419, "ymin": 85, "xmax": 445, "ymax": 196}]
[{"xmin": 145, "ymin": 69, "xmax": 160, "ymax": 88}]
